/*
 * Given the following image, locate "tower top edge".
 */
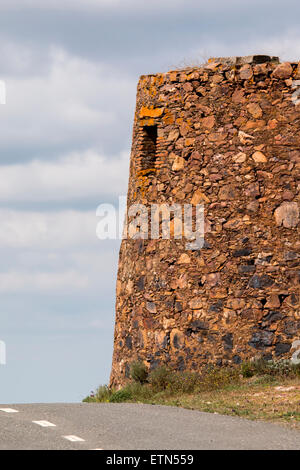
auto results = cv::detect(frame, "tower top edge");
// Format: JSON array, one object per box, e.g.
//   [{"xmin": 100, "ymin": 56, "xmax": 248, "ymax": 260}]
[{"xmin": 138, "ymin": 55, "xmax": 300, "ymax": 80}]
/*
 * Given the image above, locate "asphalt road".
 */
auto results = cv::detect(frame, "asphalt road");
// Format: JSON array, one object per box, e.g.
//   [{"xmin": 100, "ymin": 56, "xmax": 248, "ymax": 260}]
[{"xmin": 0, "ymin": 402, "xmax": 300, "ymax": 450}]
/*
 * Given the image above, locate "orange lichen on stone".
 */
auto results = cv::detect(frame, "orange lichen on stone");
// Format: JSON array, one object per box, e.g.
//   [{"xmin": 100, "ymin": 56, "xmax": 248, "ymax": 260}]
[
  {"xmin": 136, "ymin": 168, "xmax": 157, "ymax": 198},
  {"xmin": 137, "ymin": 168, "xmax": 157, "ymax": 177},
  {"xmin": 162, "ymin": 109, "xmax": 175, "ymax": 125},
  {"xmin": 140, "ymin": 118, "xmax": 156, "ymax": 127},
  {"xmin": 139, "ymin": 106, "xmax": 164, "ymax": 118},
  {"xmin": 142, "ymin": 74, "xmax": 165, "ymax": 98},
  {"xmin": 169, "ymin": 71, "xmax": 178, "ymax": 82}
]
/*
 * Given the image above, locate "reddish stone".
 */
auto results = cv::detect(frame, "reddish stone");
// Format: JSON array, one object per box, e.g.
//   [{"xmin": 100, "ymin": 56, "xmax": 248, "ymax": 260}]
[
  {"xmin": 272, "ymin": 62, "xmax": 293, "ymax": 79},
  {"xmin": 110, "ymin": 56, "xmax": 300, "ymax": 388}
]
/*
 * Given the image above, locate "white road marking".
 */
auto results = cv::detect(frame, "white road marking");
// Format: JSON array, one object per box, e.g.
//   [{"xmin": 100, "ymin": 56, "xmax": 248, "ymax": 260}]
[
  {"xmin": 0, "ymin": 408, "xmax": 19, "ymax": 413},
  {"xmin": 32, "ymin": 420, "xmax": 56, "ymax": 427},
  {"xmin": 63, "ymin": 435, "xmax": 85, "ymax": 442},
  {"xmin": 91, "ymin": 448, "xmax": 103, "ymax": 450}
]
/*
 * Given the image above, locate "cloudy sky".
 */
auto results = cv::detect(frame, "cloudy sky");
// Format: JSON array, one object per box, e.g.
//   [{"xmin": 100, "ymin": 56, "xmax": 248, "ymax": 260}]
[{"xmin": 0, "ymin": 0, "xmax": 300, "ymax": 403}]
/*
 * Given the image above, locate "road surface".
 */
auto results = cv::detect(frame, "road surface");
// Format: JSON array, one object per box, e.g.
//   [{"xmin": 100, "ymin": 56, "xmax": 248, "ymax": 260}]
[{"xmin": 0, "ymin": 402, "xmax": 299, "ymax": 450}]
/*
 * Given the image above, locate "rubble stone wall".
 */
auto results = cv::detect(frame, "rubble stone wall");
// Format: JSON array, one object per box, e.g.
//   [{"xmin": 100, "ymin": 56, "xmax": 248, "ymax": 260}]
[{"xmin": 110, "ymin": 56, "xmax": 300, "ymax": 387}]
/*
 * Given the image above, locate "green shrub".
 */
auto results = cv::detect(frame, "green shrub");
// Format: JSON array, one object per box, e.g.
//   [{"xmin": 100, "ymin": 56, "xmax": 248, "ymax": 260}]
[
  {"xmin": 130, "ymin": 361, "xmax": 149, "ymax": 384},
  {"xmin": 251, "ymin": 375, "xmax": 277, "ymax": 385},
  {"xmin": 267, "ymin": 359, "xmax": 294, "ymax": 377},
  {"xmin": 125, "ymin": 382, "xmax": 154, "ymax": 401},
  {"xmin": 252, "ymin": 358, "xmax": 270, "ymax": 375},
  {"xmin": 149, "ymin": 365, "xmax": 240, "ymax": 394},
  {"xmin": 291, "ymin": 363, "xmax": 300, "ymax": 377},
  {"xmin": 201, "ymin": 366, "xmax": 240, "ymax": 391},
  {"xmin": 241, "ymin": 358, "xmax": 300, "ymax": 379},
  {"xmin": 241, "ymin": 361, "xmax": 255, "ymax": 378},
  {"xmin": 149, "ymin": 366, "xmax": 172, "ymax": 391},
  {"xmin": 166, "ymin": 371, "xmax": 201, "ymax": 394},
  {"xmin": 109, "ymin": 388, "xmax": 132, "ymax": 403},
  {"xmin": 82, "ymin": 395, "xmax": 97, "ymax": 403},
  {"xmin": 96, "ymin": 385, "xmax": 112, "ymax": 402}
]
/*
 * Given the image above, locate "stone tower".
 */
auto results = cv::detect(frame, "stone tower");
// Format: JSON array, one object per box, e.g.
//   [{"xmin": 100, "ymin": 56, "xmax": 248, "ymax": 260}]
[{"xmin": 110, "ymin": 56, "xmax": 300, "ymax": 387}]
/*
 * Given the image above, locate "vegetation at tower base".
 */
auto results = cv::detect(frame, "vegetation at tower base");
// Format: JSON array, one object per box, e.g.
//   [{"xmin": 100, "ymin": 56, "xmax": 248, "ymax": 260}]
[
  {"xmin": 110, "ymin": 55, "xmax": 300, "ymax": 389},
  {"xmin": 85, "ymin": 360, "xmax": 300, "ymax": 428}
]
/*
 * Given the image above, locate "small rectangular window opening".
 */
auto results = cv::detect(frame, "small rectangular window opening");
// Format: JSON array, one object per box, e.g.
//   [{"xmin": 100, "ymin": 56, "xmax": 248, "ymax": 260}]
[{"xmin": 141, "ymin": 125, "xmax": 157, "ymax": 171}]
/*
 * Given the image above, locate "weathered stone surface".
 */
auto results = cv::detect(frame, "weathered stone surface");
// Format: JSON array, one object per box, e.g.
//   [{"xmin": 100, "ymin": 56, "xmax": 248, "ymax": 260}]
[
  {"xmin": 200, "ymin": 115, "xmax": 215, "ymax": 129},
  {"xmin": 274, "ymin": 202, "xmax": 299, "ymax": 228},
  {"xmin": 265, "ymin": 294, "xmax": 281, "ymax": 309},
  {"xmin": 263, "ymin": 310, "xmax": 282, "ymax": 324},
  {"xmin": 167, "ymin": 129, "xmax": 179, "ymax": 141},
  {"xmin": 110, "ymin": 56, "xmax": 300, "ymax": 387},
  {"xmin": 178, "ymin": 253, "xmax": 190, "ymax": 264},
  {"xmin": 240, "ymin": 64, "xmax": 253, "ymax": 80},
  {"xmin": 252, "ymin": 151, "xmax": 267, "ymax": 163},
  {"xmin": 189, "ymin": 298, "xmax": 203, "ymax": 309},
  {"xmin": 275, "ymin": 343, "xmax": 291, "ymax": 356},
  {"xmin": 247, "ymin": 103, "xmax": 263, "ymax": 118},
  {"xmin": 239, "ymin": 265, "xmax": 256, "ymax": 273},
  {"xmin": 172, "ymin": 155, "xmax": 185, "ymax": 171},
  {"xmin": 233, "ymin": 152, "xmax": 247, "ymax": 163},
  {"xmin": 170, "ymin": 329, "xmax": 185, "ymax": 349},
  {"xmin": 191, "ymin": 189, "xmax": 210, "ymax": 205},
  {"xmin": 140, "ymin": 106, "xmax": 164, "ymax": 118},
  {"xmin": 146, "ymin": 302, "xmax": 157, "ymax": 314},
  {"xmin": 249, "ymin": 330, "xmax": 274, "ymax": 349},
  {"xmin": 272, "ymin": 62, "xmax": 293, "ymax": 79},
  {"xmin": 284, "ymin": 251, "xmax": 299, "ymax": 261},
  {"xmin": 249, "ymin": 275, "xmax": 274, "ymax": 289},
  {"xmin": 210, "ymin": 55, "xmax": 278, "ymax": 65},
  {"xmin": 219, "ymin": 185, "xmax": 237, "ymax": 201},
  {"xmin": 233, "ymin": 247, "xmax": 252, "ymax": 257},
  {"xmin": 222, "ymin": 333, "xmax": 233, "ymax": 351},
  {"xmin": 186, "ymin": 320, "xmax": 209, "ymax": 334}
]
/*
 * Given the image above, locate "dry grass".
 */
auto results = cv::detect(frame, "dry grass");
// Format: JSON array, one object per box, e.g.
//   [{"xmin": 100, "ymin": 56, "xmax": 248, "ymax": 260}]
[
  {"xmin": 154, "ymin": 378, "xmax": 300, "ymax": 429},
  {"xmin": 84, "ymin": 361, "xmax": 300, "ymax": 428}
]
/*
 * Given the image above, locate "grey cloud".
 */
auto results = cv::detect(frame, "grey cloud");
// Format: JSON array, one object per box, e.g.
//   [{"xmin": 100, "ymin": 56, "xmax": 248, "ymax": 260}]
[
  {"xmin": 0, "ymin": 47, "xmax": 136, "ymax": 162},
  {"xmin": 0, "ymin": 151, "xmax": 129, "ymax": 203},
  {"xmin": 0, "ymin": 1, "xmax": 299, "ymax": 71},
  {"xmin": 1, "ymin": 2, "xmax": 299, "ymax": 165}
]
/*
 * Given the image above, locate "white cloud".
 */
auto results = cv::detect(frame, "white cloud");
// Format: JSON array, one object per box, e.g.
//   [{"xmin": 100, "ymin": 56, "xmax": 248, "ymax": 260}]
[
  {"xmin": 0, "ymin": 149, "xmax": 129, "ymax": 202},
  {"xmin": 250, "ymin": 31, "xmax": 300, "ymax": 62},
  {"xmin": 0, "ymin": 40, "xmax": 43, "ymax": 75},
  {"xmin": 0, "ymin": 0, "xmax": 277, "ymax": 13},
  {"xmin": 0, "ymin": 0, "xmax": 185, "ymax": 11},
  {"xmin": 0, "ymin": 208, "xmax": 120, "ymax": 292},
  {"xmin": 0, "ymin": 269, "xmax": 89, "ymax": 293},
  {"xmin": 190, "ymin": 28, "xmax": 300, "ymax": 64},
  {"xmin": 0, "ymin": 46, "xmax": 135, "ymax": 152},
  {"xmin": 0, "ymin": 208, "xmax": 113, "ymax": 248},
  {"xmin": 0, "ymin": 243, "xmax": 119, "ymax": 293}
]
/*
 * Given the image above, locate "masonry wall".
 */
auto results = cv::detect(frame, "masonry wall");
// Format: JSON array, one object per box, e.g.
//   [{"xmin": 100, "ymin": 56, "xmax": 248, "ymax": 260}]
[{"xmin": 110, "ymin": 56, "xmax": 300, "ymax": 387}]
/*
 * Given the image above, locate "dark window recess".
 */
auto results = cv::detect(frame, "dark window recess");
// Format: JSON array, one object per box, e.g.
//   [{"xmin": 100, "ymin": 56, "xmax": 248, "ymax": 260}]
[{"xmin": 141, "ymin": 125, "xmax": 157, "ymax": 171}]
